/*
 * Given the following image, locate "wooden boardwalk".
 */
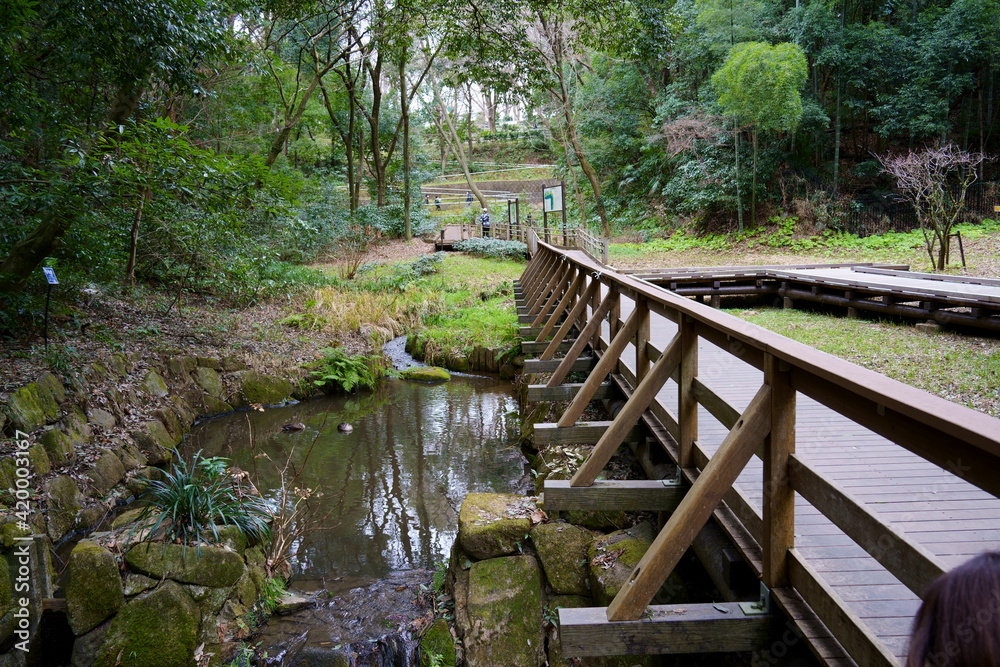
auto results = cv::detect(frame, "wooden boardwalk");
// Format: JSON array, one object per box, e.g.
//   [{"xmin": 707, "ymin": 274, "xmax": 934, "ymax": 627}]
[
  {"xmin": 516, "ymin": 239, "xmax": 1000, "ymax": 666},
  {"xmin": 627, "ymin": 263, "xmax": 1000, "ymax": 332}
]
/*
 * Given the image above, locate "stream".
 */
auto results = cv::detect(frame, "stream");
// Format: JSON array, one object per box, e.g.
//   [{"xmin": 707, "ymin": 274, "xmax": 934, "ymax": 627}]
[{"xmin": 181, "ymin": 338, "xmax": 530, "ymax": 665}]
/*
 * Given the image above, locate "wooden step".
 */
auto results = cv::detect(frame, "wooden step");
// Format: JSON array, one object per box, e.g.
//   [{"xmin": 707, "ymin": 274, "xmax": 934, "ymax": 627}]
[
  {"xmin": 521, "ymin": 340, "xmax": 577, "ymax": 356},
  {"xmin": 522, "ymin": 357, "xmax": 595, "ymax": 374},
  {"xmin": 558, "ymin": 603, "xmax": 773, "ymax": 656},
  {"xmin": 542, "ymin": 479, "xmax": 685, "ymax": 511},
  {"xmin": 526, "ymin": 382, "xmax": 611, "ymax": 402},
  {"xmin": 533, "ymin": 421, "xmax": 644, "ymax": 447}
]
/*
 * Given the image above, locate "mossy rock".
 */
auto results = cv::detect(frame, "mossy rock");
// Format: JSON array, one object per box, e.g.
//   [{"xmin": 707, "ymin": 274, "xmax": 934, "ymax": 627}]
[
  {"xmin": 95, "ymin": 581, "xmax": 201, "ymax": 667},
  {"xmin": 26, "ymin": 444, "xmax": 51, "ymax": 477},
  {"xmin": 141, "ymin": 370, "xmax": 170, "ymax": 398},
  {"xmin": 40, "ymin": 429, "xmax": 76, "ymax": 466},
  {"xmin": 419, "ymin": 618, "xmax": 456, "ymax": 667},
  {"xmin": 465, "ymin": 556, "xmax": 544, "ymax": 667},
  {"xmin": 85, "ymin": 451, "xmax": 126, "ymax": 496},
  {"xmin": 87, "ymin": 408, "xmax": 117, "ymax": 430},
  {"xmin": 59, "ymin": 404, "xmax": 91, "ymax": 441},
  {"xmin": 130, "ymin": 420, "xmax": 179, "ymax": 466},
  {"xmin": 169, "ymin": 396, "xmax": 197, "ymax": 429},
  {"xmin": 193, "ymin": 367, "xmax": 225, "ymax": 399},
  {"xmin": 108, "ymin": 353, "xmax": 132, "ymax": 377},
  {"xmin": 125, "ymin": 543, "xmax": 245, "ymax": 587},
  {"xmin": 588, "ymin": 522, "xmax": 666, "ymax": 606},
  {"xmin": 458, "ymin": 493, "xmax": 535, "ymax": 560},
  {"xmin": 565, "ymin": 509, "xmax": 631, "ymax": 532},
  {"xmin": 215, "ymin": 525, "xmax": 248, "ymax": 554},
  {"xmin": 0, "ymin": 519, "xmax": 31, "ymax": 548},
  {"xmin": 46, "ymin": 475, "xmax": 84, "ymax": 539},
  {"xmin": 123, "ymin": 574, "xmax": 158, "ymax": 597},
  {"xmin": 400, "ymin": 366, "xmax": 451, "ymax": 383},
  {"xmin": 238, "ymin": 371, "xmax": 294, "ymax": 405},
  {"xmin": 152, "ymin": 407, "xmax": 184, "ymax": 443},
  {"xmin": 66, "ymin": 540, "xmax": 124, "ymax": 635},
  {"xmin": 4, "ymin": 381, "xmax": 59, "ymax": 432},
  {"xmin": 0, "ymin": 554, "xmax": 11, "ymax": 620},
  {"xmin": 37, "ymin": 371, "xmax": 67, "ymax": 404},
  {"xmin": 115, "ymin": 439, "xmax": 147, "ymax": 472},
  {"xmin": 219, "ymin": 356, "xmax": 246, "ymax": 372},
  {"xmin": 196, "ymin": 357, "xmax": 222, "ymax": 370},
  {"xmin": 531, "ymin": 522, "xmax": 592, "ymax": 596}
]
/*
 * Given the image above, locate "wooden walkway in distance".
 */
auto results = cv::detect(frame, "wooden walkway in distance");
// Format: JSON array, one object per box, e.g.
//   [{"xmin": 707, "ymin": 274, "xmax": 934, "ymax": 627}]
[
  {"xmin": 516, "ymin": 240, "xmax": 1000, "ymax": 666},
  {"xmin": 625, "ymin": 263, "xmax": 1000, "ymax": 332}
]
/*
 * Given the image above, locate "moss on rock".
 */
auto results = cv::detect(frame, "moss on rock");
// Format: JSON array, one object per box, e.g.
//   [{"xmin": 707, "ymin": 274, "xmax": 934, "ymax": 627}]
[
  {"xmin": 458, "ymin": 493, "xmax": 535, "ymax": 560},
  {"xmin": 46, "ymin": 475, "xmax": 84, "ymax": 539},
  {"xmin": 530, "ymin": 522, "xmax": 592, "ymax": 596},
  {"xmin": 401, "ymin": 366, "xmax": 451, "ymax": 383},
  {"xmin": 141, "ymin": 370, "xmax": 170, "ymax": 398},
  {"xmin": 587, "ymin": 522, "xmax": 660, "ymax": 606},
  {"xmin": 66, "ymin": 541, "xmax": 124, "ymax": 635},
  {"xmin": 130, "ymin": 419, "xmax": 178, "ymax": 466},
  {"xmin": 95, "ymin": 581, "xmax": 201, "ymax": 667},
  {"xmin": 465, "ymin": 556, "xmax": 544, "ymax": 667},
  {"xmin": 85, "ymin": 451, "xmax": 126, "ymax": 496},
  {"xmin": 125, "ymin": 543, "xmax": 246, "ymax": 587},
  {"xmin": 238, "ymin": 371, "xmax": 294, "ymax": 405},
  {"xmin": 419, "ymin": 618, "xmax": 456, "ymax": 667},
  {"xmin": 4, "ymin": 381, "xmax": 59, "ymax": 432},
  {"xmin": 193, "ymin": 367, "xmax": 225, "ymax": 399},
  {"xmin": 26, "ymin": 444, "xmax": 51, "ymax": 477},
  {"xmin": 40, "ymin": 429, "xmax": 76, "ymax": 466}
]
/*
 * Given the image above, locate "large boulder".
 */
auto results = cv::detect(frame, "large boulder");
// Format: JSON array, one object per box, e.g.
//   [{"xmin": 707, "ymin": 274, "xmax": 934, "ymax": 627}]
[
  {"xmin": 141, "ymin": 370, "xmax": 170, "ymax": 398},
  {"xmin": 125, "ymin": 542, "xmax": 245, "ymax": 587},
  {"xmin": 237, "ymin": 371, "xmax": 294, "ymax": 406},
  {"xmin": 193, "ymin": 366, "xmax": 225, "ymax": 399},
  {"xmin": 465, "ymin": 556, "xmax": 544, "ymax": 667},
  {"xmin": 401, "ymin": 366, "xmax": 451, "ymax": 383},
  {"xmin": 419, "ymin": 618, "xmax": 456, "ymax": 667},
  {"xmin": 589, "ymin": 522, "xmax": 674, "ymax": 606},
  {"xmin": 531, "ymin": 522, "xmax": 592, "ymax": 596},
  {"xmin": 66, "ymin": 541, "xmax": 124, "ymax": 635},
  {"xmin": 84, "ymin": 451, "xmax": 126, "ymax": 496},
  {"xmin": 4, "ymin": 380, "xmax": 60, "ymax": 432},
  {"xmin": 458, "ymin": 493, "xmax": 536, "ymax": 560},
  {"xmin": 40, "ymin": 429, "xmax": 76, "ymax": 466},
  {"xmin": 95, "ymin": 581, "xmax": 201, "ymax": 667},
  {"xmin": 130, "ymin": 419, "xmax": 179, "ymax": 466},
  {"xmin": 45, "ymin": 475, "xmax": 84, "ymax": 539}
]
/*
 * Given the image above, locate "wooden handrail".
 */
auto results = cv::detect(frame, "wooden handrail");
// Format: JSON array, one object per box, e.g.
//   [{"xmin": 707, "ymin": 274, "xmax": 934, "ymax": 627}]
[{"xmin": 519, "ymin": 241, "xmax": 1000, "ymax": 664}]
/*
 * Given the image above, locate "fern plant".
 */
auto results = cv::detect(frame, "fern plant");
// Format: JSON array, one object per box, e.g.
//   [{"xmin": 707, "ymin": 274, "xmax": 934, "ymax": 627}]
[
  {"xmin": 310, "ymin": 347, "xmax": 383, "ymax": 392},
  {"xmin": 136, "ymin": 450, "xmax": 272, "ymax": 545}
]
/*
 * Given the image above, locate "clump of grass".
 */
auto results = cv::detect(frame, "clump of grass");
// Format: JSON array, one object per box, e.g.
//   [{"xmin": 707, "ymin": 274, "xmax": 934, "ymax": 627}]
[
  {"xmin": 136, "ymin": 451, "xmax": 272, "ymax": 545},
  {"xmin": 452, "ymin": 238, "xmax": 527, "ymax": 260}
]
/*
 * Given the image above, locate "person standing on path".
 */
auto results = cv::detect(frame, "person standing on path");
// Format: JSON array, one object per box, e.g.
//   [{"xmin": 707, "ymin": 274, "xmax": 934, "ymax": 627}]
[
  {"xmin": 465, "ymin": 191, "xmax": 473, "ymax": 207},
  {"xmin": 479, "ymin": 208, "xmax": 491, "ymax": 238}
]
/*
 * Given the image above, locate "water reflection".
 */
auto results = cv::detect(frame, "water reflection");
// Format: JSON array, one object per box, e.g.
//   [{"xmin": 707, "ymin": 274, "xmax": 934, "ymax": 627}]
[{"xmin": 182, "ymin": 376, "xmax": 528, "ymax": 581}]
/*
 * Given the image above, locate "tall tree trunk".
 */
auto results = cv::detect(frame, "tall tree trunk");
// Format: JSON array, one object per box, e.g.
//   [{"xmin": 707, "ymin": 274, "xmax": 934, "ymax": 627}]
[
  {"xmin": 125, "ymin": 187, "xmax": 152, "ymax": 285},
  {"xmin": 400, "ymin": 58, "xmax": 412, "ymax": 240},
  {"xmin": 432, "ymin": 79, "xmax": 489, "ymax": 210}
]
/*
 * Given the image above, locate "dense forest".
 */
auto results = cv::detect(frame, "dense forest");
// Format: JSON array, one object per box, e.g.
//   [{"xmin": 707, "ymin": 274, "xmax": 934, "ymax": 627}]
[{"xmin": 1, "ymin": 0, "xmax": 998, "ymax": 330}]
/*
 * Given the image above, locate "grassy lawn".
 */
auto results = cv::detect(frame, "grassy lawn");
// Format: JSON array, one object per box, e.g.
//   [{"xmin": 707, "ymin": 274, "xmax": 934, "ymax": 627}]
[
  {"xmin": 727, "ymin": 307, "xmax": 1000, "ymax": 418},
  {"xmin": 609, "ymin": 219, "xmax": 1000, "ymax": 278},
  {"xmin": 307, "ymin": 253, "xmax": 524, "ymax": 353}
]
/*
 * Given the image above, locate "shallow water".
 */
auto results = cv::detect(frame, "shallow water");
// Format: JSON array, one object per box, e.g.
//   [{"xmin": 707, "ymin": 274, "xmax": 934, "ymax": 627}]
[{"xmin": 183, "ymin": 375, "xmax": 529, "ymax": 582}]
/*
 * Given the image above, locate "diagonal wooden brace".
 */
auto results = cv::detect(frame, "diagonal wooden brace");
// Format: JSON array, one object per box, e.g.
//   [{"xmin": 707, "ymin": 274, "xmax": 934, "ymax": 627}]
[
  {"xmin": 569, "ymin": 332, "xmax": 682, "ymax": 485},
  {"xmin": 541, "ymin": 278, "xmax": 602, "ymax": 360},
  {"xmin": 606, "ymin": 384, "xmax": 773, "ymax": 621},
  {"xmin": 532, "ymin": 262, "xmax": 573, "ymax": 327},
  {"xmin": 527, "ymin": 254, "xmax": 562, "ymax": 315},
  {"xmin": 555, "ymin": 296, "xmax": 639, "ymax": 422},
  {"xmin": 545, "ymin": 288, "xmax": 616, "ymax": 386},
  {"xmin": 535, "ymin": 269, "xmax": 586, "ymax": 342}
]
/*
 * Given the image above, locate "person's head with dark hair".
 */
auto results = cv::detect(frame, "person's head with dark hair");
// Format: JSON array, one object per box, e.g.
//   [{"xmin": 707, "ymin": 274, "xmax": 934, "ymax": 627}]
[{"xmin": 908, "ymin": 552, "xmax": 1000, "ymax": 666}]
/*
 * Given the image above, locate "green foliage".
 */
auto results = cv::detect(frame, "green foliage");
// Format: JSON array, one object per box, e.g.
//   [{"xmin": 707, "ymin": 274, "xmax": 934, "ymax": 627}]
[
  {"xmin": 452, "ymin": 238, "xmax": 527, "ymax": 260},
  {"xmin": 310, "ymin": 347, "xmax": 383, "ymax": 393},
  {"xmin": 136, "ymin": 451, "xmax": 272, "ymax": 546},
  {"xmin": 713, "ymin": 42, "xmax": 808, "ymax": 133},
  {"xmin": 258, "ymin": 577, "xmax": 287, "ymax": 614}
]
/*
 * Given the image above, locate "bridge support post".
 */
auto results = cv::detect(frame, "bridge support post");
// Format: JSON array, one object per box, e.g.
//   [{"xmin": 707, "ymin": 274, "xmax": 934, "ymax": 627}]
[{"xmin": 762, "ymin": 353, "xmax": 795, "ymax": 590}]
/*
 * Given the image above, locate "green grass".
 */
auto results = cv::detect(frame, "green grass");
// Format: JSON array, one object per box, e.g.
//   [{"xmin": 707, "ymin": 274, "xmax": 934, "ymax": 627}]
[
  {"xmin": 420, "ymin": 296, "xmax": 521, "ymax": 352},
  {"xmin": 726, "ymin": 307, "xmax": 1000, "ymax": 418},
  {"xmin": 609, "ymin": 218, "xmax": 1000, "ymax": 272},
  {"xmin": 310, "ymin": 254, "xmax": 524, "ymax": 346}
]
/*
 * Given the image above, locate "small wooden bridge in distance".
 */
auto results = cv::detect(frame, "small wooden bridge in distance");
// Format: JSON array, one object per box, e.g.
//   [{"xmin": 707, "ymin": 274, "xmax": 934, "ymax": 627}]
[{"xmin": 514, "ymin": 231, "xmax": 1000, "ymax": 666}]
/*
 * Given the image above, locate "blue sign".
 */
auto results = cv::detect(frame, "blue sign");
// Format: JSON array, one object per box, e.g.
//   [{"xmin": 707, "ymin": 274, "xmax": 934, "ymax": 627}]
[{"xmin": 42, "ymin": 267, "xmax": 58, "ymax": 285}]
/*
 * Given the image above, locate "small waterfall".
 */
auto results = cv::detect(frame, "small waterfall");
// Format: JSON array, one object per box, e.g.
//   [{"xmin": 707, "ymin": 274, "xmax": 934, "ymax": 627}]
[{"xmin": 382, "ymin": 335, "xmax": 425, "ymax": 371}]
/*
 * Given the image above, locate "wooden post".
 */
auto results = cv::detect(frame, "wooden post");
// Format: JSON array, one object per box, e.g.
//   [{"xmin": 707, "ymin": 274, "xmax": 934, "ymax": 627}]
[
  {"xmin": 569, "ymin": 332, "xmax": 682, "ymax": 486},
  {"xmin": 678, "ymin": 314, "xmax": 698, "ymax": 468},
  {"xmin": 762, "ymin": 353, "xmax": 795, "ymax": 589},
  {"xmin": 606, "ymin": 385, "xmax": 772, "ymax": 621},
  {"xmin": 525, "ymin": 253, "xmax": 557, "ymax": 312},
  {"xmin": 635, "ymin": 298, "xmax": 650, "ymax": 383}
]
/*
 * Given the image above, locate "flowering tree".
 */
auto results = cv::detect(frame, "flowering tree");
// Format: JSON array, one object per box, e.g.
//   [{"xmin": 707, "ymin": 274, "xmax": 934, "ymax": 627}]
[{"xmin": 878, "ymin": 144, "xmax": 988, "ymax": 270}]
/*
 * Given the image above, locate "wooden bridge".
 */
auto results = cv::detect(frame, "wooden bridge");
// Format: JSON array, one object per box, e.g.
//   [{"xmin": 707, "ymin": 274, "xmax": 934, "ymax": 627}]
[{"xmin": 514, "ymin": 235, "xmax": 1000, "ymax": 665}]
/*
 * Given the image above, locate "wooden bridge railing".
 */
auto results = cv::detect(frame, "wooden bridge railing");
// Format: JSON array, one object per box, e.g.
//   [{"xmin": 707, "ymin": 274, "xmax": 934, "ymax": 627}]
[{"xmin": 517, "ymin": 238, "xmax": 1000, "ymax": 665}]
